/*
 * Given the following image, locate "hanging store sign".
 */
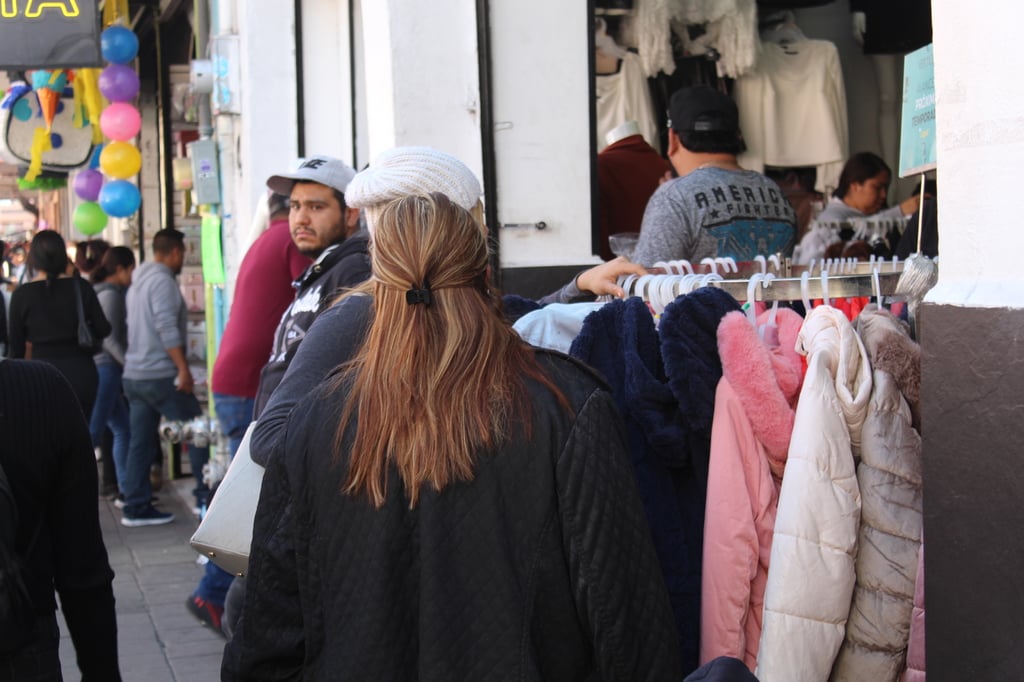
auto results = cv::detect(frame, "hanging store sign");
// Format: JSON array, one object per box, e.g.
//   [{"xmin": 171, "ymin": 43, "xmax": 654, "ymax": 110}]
[
  {"xmin": 899, "ymin": 44, "xmax": 936, "ymax": 178},
  {"xmin": 0, "ymin": 1, "xmax": 102, "ymax": 70}
]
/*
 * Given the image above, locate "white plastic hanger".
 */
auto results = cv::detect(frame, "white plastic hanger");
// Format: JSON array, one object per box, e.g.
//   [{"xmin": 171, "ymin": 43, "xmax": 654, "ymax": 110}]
[
  {"xmin": 700, "ymin": 257, "xmax": 719, "ymax": 275},
  {"xmin": 746, "ymin": 273, "xmax": 766, "ymax": 327},
  {"xmin": 800, "ymin": 270, "xmax": 813, "ymax": 312},
  {"xmin": 820, "ymin": 269, "xmax": 831, "ymax": 307},
  {"xmin": 699, "ymin": 272, "xmax": 724, "ymax": 290},
  {"xmin": 716, "ymin": 257, "xmax": 738, "ymax": 274},
  {"xmin": 620, "ymin": 274, "xmax": 639, "ymax": 297},
  {"xmin": 673, "ymin": 259, "xmax": 695, "ymax": 275}
]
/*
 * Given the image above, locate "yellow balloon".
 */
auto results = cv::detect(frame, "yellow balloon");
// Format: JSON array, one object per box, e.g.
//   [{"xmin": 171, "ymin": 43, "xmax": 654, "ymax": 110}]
[{"xmin": 99, "ymin": 141, "xmax": 141, "ymax": 179}]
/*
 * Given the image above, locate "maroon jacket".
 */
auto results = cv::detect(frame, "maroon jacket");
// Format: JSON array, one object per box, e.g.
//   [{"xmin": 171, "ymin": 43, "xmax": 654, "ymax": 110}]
[{"xmin": 597, "ymin": 134, "xmax": 670, "ymax": 260}]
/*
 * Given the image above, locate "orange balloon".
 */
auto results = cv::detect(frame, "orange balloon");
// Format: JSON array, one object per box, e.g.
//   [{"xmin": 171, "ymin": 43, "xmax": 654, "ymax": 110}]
[{"xmin": 99, "ymin": 140, "xmax": 141, "ymax": 179}]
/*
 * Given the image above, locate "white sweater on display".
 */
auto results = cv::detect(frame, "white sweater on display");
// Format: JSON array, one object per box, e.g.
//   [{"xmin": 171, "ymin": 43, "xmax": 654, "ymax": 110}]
[
  {"xmin": 735, "ymin": 39, "xmax": 848, "ymax": 194},
  {"xmin": 631, "ymin": 0, "xmax": 759, "ymax": 78},
  {"xmin": 596, "ymin": 51, "xmax": 661, "ymax": 154}
]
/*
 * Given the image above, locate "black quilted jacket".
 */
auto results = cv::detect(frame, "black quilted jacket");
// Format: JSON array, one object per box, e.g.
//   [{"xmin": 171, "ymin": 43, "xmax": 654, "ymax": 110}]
[{"xmin": 222, "ymin": 350, "xmax": 683, "ymax": 681}]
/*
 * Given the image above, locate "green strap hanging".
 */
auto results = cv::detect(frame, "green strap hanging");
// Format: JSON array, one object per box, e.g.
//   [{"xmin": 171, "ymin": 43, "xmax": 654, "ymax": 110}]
[{"xmin": 200, "ymin": 212, "xmax": 225, "ymax": 285}]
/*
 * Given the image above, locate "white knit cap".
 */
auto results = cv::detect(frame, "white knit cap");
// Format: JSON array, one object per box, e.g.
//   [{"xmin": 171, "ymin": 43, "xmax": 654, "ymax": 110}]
[{"xmin": 345, "ymin": 147, "xmax": 483, "ymax": 211}]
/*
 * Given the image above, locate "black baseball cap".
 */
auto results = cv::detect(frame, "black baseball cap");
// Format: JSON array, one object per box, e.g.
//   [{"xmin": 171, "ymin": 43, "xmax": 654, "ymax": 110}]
[{"xmin": 668, "ymin": 86, "xmax": 739, "ymax": 135}]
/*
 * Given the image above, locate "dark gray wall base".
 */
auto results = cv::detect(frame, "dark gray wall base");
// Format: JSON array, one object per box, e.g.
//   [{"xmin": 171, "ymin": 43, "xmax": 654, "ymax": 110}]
[
  {"xmin": 920, "ymin": 302, "xmax": 1024, "ymax": 680},
  {"xmin": 499, "ymin": 264, "xmax": 592, "ymax": 301}
]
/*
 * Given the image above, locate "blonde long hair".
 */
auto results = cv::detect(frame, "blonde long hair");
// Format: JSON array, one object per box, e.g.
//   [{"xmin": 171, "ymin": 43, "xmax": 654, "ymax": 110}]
[{"xmin": 332, "ymin": 193, "xmax": 562, "ymax": 508}]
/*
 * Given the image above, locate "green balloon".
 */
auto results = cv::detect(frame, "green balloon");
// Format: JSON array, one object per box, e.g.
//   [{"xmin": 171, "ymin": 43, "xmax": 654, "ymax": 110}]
[{"xmin": 73, "ymin": 201, "xmax": 108, "ymax": 236}]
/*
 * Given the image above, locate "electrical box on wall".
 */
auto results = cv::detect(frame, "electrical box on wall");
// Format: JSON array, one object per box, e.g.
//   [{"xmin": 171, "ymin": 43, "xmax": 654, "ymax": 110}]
[{"xmin": 188, "ymin": 139, "xmax": 221, "ymax": 205}]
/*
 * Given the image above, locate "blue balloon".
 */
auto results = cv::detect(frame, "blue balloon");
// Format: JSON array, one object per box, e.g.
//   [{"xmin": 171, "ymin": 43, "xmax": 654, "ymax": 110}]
[
  {"xmin": 101, "ymin": 26, "xmax": 140, "ymax": 64},
  {"xmin": 99, "ymin": 180, "xmax": 141, "ymax": 218}
]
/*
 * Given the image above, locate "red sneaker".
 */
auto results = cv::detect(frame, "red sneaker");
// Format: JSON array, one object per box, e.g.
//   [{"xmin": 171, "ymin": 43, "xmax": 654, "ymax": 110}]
[{"xmin": 186, "ymin": 595, "xmax": 225, "ymax": 636}]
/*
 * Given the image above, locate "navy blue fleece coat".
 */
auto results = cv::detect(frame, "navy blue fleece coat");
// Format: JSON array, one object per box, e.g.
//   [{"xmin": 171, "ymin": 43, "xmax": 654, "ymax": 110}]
[{"xmin": 569, "ymin": 288, "xmax": 740, "ymax": 674}]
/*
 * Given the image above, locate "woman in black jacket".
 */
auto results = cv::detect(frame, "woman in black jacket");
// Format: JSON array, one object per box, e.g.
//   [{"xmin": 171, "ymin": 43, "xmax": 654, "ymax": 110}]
[
  {"xmin": 8, "ymin": 230, "xmax": 110, "ymax": 419},
  {"xmin": 223, "ymin": 193, "xmax": 681, "ymax": 681},
  {"xmin": 0, "ymin": 359, "xmax": 120, "ymax": 681}
]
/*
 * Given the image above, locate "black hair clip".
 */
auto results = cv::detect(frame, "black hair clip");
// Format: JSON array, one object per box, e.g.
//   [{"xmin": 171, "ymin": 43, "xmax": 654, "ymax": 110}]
[{"xmin": 406, "ymin": 280, "xmax": 432, "ymax": 307}]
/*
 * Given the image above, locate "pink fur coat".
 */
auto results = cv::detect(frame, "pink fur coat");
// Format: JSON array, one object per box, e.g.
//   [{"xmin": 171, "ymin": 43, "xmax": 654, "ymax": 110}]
[{"xmin": 700, "ymin": 307, "xmax": 803, "ymax": 670}]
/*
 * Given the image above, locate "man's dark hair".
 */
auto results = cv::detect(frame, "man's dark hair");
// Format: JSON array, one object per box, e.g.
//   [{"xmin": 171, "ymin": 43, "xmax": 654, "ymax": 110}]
[
  {"xmin": 676, "ymin": 129, "xmax": 746, "ymax": 156},
  {"xmin": 268, "ymin": 192, "xmax": 291, "ymax": 218},
  {"xmin": 293, "ymin": 180, "xmax": 346, "ymax": 212},
  {"xmin": 834, "ymin": 151, "xmax": 891, "ymax": 199},
  {"xmin": 152, "ymin": 228, "xmax": 186, "ymax": 255}
]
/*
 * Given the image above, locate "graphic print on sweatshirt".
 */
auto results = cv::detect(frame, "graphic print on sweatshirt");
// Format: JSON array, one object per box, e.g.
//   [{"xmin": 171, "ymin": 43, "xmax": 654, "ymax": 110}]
[
  {"xmin": 695, "ymin": 181, "xmax": 796, "ymax": 261},
  {"xmin": 268, "ymin": 283, "xmax": 323, "ymax": 363}
]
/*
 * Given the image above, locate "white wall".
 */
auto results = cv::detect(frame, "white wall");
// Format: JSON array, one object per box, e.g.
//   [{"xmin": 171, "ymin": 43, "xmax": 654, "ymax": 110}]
[
  {"xmin": 301, "ymin": 0, "xmax": 355, "ymax": 162},
  {"xmin": 926, "ymin": 0, "xmax": 1024, "ymax": 308},
  {"xmin": 490, "ymin": 0, "xmax": 595, "ymax": 267},
  {"xmin": 356, "ymin": 0, "xmax": 482, "ymax": 174},
  {"xmin": 212, "ymin": 0, "xmax": 299, "ymax": 300}
]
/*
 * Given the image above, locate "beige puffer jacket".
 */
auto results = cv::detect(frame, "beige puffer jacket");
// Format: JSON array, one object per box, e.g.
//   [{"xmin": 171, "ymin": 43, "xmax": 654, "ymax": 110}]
[
  {"xmin": 756, "ymin": 305, "xmax": 872, "ymax": 682},
  {"xmin": 830, "ymin": 305, "xmax": 923, "ymax": 681}
]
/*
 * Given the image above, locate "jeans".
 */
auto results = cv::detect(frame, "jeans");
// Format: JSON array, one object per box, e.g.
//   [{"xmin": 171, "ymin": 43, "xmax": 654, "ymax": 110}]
[
  {"xmin": 122, "ymin": 377, "xmax": 209, "ymax": 516},
  {"xmin": 212, "ymin": 392, "xmax": 255, "ymax": 458},
  {"xmin": 89, "ymin": 362, "xmax": 131, "ymax": 494}
]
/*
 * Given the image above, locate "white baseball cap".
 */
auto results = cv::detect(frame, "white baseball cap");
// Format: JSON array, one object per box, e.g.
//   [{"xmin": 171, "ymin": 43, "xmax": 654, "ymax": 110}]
[{"xmin": 266, "ymin": 155, "xmax": 356, "ymax": 196}]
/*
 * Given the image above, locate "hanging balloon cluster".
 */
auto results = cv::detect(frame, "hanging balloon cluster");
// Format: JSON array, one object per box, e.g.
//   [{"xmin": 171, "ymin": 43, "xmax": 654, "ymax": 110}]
[{"xmin": 71, "ymin": 24, "xmax": 142, "ymax": 237}]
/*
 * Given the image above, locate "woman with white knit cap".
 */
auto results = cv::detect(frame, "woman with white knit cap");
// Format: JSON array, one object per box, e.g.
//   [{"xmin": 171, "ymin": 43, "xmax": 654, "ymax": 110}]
[{"xmin": 247, "ymin": 146, "xmax": 646, "ymax": 470}]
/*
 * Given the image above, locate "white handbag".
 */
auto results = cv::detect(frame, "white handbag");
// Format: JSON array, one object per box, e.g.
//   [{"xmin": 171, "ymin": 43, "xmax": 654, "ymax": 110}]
[{"xmin": 189, "ymin": 422, "xmax": 264, "ymax": 576}]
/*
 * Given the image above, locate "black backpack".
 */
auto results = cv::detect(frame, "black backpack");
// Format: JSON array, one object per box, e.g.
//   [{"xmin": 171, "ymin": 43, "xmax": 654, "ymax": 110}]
[{"xmin": 0, "ymin": 458, "xmax": 35, "ymax": 655}]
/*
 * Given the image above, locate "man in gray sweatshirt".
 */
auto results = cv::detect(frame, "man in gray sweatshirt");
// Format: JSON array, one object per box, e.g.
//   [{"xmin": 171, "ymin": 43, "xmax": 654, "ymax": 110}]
[
  {"xmin": 631, "ymin": 86, "xmax": 797, "ymax": 266},
  {"xmin": 121, "ymin": 228, "xmax": 206, "ymax": 526}
]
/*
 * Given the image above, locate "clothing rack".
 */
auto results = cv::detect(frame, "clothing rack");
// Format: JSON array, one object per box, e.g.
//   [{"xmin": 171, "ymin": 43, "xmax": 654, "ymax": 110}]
[
  {"xmin": 619, "ymin": 266, "xmax": 907, "ymax": 304},
  {"xmin": 647, "ymin": 255, "xmax": 905, "ymax": 279}
]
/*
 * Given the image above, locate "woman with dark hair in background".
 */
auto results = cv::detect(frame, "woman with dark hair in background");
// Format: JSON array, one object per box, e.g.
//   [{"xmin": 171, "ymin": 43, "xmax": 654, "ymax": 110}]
[
  {"xmin": 74, "ymin": 238, "xmax": 116, "ymax": 492},
  {"xmin": 74, "ymin": 239, "xmax": 111, "ymax": 278},
  {"xmin": 89, "ymin": 246, "xmax": 136, "ymax": 505},
  {"xmin": 817, "ymin": 151, "xmax": 921, "ymax": 223},
  {"xmin": 8, "ymin": 230, "xmax": 111, "ymax": 419},
  {"xmin": 223, "ymin": 193, "xmax": 681, "ymax": 681}
]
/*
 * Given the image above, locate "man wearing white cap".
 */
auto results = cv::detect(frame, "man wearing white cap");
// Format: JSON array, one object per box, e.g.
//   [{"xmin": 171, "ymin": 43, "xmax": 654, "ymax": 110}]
[{"xmin": 253, "ymin": 155, "xmax": 369, "ymax": 414}]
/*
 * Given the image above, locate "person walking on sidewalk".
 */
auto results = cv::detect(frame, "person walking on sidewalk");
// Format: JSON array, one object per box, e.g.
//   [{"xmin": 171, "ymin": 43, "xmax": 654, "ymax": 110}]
[
  {"xmin": 89, "ymin": 246, "xmax": 136, "ymax": 508},
  {"xmin": 121, "ymin": 228, "xmax": 207, "ymax": 527},
  {"xmin": 0, "ymin": 359, "xmax": 121, "ymax": 681},
  {"xmin": 185, "ymin": 192, "xmax": 311, "ymax": 634}
]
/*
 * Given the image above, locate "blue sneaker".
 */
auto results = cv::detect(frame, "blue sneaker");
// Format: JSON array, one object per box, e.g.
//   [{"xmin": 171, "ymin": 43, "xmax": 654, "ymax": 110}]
[{"xmin": 121, "ymin": 504, "xmax": 175, "ymax": 527}]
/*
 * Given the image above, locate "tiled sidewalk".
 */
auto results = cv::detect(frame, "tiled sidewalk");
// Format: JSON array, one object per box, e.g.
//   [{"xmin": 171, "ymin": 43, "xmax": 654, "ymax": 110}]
[{"xmin": 59, "ymin": 478, "xmax": 226, "ymax": 681}]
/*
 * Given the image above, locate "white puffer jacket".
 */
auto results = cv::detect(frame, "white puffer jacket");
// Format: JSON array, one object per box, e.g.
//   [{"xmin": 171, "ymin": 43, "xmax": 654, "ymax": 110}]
[
  {"xmin": 756, "ymin": 306, "xmax": 872, "ymax": 681},
  {"xmin": 829, "ymin": 305, "xmax": 923, "ymax": 681}
]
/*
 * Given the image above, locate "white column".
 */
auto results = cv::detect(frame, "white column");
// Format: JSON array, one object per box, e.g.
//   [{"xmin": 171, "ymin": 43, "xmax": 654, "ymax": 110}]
[
  {"xmin": 301, "ymin": 0, "xmax": 354, "ymax": 162},
  {"xmin": 234, "ymin": 0, "xmax": 299, "ymax": 241},
  {"xmin": 356, "ymin": 0, "xmax": 483, "ymax": 176},
  {"xmin": 928, "ymin": 1, "xmax": 1024, "ymax": 308}
]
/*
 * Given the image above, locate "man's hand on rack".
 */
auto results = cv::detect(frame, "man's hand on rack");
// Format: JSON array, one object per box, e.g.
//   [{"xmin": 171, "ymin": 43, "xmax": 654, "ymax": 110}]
[{"xmin": 576, "ymin": 257, "xmax": 648, "ymax": 299}]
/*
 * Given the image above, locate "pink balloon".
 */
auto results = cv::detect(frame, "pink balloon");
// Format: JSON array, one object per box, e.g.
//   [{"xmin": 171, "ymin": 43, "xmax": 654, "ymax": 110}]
[{"xmin": 100, "ymin": 102, "xmax": 142, "ymax": 141}]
